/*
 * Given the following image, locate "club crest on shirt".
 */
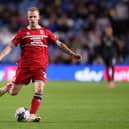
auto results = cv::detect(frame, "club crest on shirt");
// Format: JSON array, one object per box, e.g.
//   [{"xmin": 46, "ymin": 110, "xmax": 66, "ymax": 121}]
[
  {"xmin": 40, "ymin": 30, "xmax": 44, "ymax": 34},
  {"xmin": 26, "ymin": 32, "xmax": 30, "ymax": 35}
]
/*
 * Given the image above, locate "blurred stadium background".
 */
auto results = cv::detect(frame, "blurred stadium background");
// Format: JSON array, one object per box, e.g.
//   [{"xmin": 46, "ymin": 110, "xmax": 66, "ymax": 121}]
[{"xmin": 0, "ymin": 0, "xmax": 129, "ymax": 81}]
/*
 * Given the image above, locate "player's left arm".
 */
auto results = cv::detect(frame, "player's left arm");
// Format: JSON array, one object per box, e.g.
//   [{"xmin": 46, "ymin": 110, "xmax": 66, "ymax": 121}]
[{"xmin": 55, "ymin": 40, "xmax": 82, "ymax": 61}]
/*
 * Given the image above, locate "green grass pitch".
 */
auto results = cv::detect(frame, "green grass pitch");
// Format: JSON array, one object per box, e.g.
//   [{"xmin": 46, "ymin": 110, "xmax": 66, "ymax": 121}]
[{"xmin": 0, "ymin": 81, "xmax": 129, "ymax": 129}]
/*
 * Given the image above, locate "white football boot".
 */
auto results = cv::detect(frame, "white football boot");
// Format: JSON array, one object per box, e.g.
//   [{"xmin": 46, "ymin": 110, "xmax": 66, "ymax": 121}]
[{"xmin": 27, "ymin": 114, "xmax": 41, "ymax": 122}]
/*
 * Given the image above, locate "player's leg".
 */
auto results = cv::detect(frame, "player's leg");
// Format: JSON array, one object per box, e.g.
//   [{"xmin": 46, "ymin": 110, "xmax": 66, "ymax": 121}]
[
  {"xmin": 0, "ymin": 82, "xmax": 13, "ymax": 96},
  {"xmin": 30, "ymin": 80, "xmax": 45, "ymax": 114},
  {"xmin": 0, "ymin": 82, "xmax": 23, "ymax": 96},
  {"xmin": 28, "ymin": 69, "xmax": 46, "ymax": 122},
  {"xmin": 27, "ymin": 80, "xmax": 45, "ymax": 122},
  {"xmin": 0, "ymin": 68, "xmax": 30, "ymax": 96},
  {"xmin": 105, "ymin": 58, "xmax": 113, "ymax": 81},
  {"xmin": 107, "ymin": 66, "xmax": 111, "ymax": 81},
  {"xmin": 111, "ymin": 65, "xmax": 114, "ymax": 81},
  {"xmin": 8, "ymin": 84, "xmax": 23, "ymax": 96},
  {"xmin": 104, "ymin": 58, "xmax": 110, "ymax": 81},
  {"xmin": 107, "ymin": 59, "xmax": 115, "ymax": 88}
]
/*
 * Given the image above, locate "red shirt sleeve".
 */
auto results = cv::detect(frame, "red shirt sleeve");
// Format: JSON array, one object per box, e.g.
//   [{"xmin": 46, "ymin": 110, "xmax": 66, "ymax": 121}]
[
  {"xmin": 47, "ymin": 29, "xmax": 58, "ymax": 43},
  {"xmin": 12, "ymin": 30, "xmax": 22, "ymax": 46}
]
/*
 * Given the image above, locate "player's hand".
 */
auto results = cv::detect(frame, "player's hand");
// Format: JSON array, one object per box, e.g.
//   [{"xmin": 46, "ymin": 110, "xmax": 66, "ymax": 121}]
[{"xmin": 72, "ymin": 53, "xmax": 82, "ymax": 61}]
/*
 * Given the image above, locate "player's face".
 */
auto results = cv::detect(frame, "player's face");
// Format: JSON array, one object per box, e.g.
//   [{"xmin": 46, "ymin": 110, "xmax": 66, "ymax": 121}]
[
  {"xmin": 27, "ymin": 11, "xmax": 40, "ymax": 27},
  {"xmin": 105, "ymin": 27, "xmax": 113, "ymax": 37}
]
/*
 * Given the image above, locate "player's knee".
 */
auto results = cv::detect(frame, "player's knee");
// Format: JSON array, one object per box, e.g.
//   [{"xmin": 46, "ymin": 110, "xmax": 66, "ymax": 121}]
[
  {"xmin": 10, "ymin": 91, "xmax": 18, "ymax": 96},
  {"xmin": 8, "ymin": 84, "xmax": 22, "ymax": 96},
  {"xmin": 36, "ymin": 88, "xmax": 43, "ymax": 94},
  {"xmin": 9, "ymin": 88, "xmax": 19, "ymax": 96},
  {"xmin": 34, "ymin": 81, "xmax": 45, "ymax": 94}
]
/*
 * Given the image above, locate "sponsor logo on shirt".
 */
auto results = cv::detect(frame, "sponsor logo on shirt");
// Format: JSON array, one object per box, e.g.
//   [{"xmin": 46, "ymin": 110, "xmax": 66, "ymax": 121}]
[{"xmin": 22, "ymin": 35, "xmax": 48, "ymax": 47}]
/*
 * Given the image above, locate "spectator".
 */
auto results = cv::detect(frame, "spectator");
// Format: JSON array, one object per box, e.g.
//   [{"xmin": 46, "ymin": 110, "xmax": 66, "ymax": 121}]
[{"xmin": 117, "ymin": 38, "xmax": 129, "ymax": 64}]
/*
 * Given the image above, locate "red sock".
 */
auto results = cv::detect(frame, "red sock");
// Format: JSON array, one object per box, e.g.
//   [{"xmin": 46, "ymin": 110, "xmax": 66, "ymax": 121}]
[
  {"xmin": 30, "ymin": 94, "xmax": 42, "ymax": 114},
  {"xmin": 6, "ymin": 83, "xmax": 12, "ymax": 92}
]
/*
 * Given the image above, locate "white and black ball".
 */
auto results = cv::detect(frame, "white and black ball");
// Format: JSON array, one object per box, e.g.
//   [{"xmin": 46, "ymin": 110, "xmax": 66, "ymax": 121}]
[{"xmin": 15, "ymin": 107, "xmax": 30, "ymax": 122}]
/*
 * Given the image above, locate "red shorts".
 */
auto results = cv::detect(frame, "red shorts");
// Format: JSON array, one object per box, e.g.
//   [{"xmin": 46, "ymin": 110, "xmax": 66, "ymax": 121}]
[{"xmin": 12, "ymin": 68, "xmax": 47, "ymax": 85}]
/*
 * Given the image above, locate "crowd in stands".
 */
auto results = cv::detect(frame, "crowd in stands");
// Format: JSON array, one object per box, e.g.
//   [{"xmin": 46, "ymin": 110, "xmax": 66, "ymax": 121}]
[{"xmin": 0, "ymin": 0, "xmax": 129, "ymax": 65}]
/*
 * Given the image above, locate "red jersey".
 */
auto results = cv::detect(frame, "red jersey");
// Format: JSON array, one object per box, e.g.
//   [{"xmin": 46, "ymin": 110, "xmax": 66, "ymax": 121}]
[{"xmin": 12, "ymin": 26, "xmax": 57, "ymax": 69}]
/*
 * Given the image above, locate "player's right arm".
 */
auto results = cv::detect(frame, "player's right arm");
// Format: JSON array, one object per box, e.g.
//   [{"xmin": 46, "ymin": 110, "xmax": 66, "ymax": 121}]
[
  {"xmin": 0, "ymin": 43, "xmax": 15, "ymax": 61},
  {"xmin": 0, "ymin": 29, "xmax": 22, "ymax": 61}
]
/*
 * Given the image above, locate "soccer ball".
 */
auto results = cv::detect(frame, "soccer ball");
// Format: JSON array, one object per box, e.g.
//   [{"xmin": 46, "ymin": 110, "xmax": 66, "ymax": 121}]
[{"xmin": 15, "ymin": 107, "xmax": 30, "ymax": 122}]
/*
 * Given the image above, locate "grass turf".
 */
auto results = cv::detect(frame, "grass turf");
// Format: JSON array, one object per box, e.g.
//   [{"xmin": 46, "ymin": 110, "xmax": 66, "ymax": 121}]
[{"xmin": 0, "ymin": 81, "xmax": 129, "ymax": 129}]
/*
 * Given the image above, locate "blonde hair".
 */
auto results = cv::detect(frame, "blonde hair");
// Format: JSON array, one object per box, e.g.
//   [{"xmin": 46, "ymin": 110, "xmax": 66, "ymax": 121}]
[{"xmin": 28, "ymin": 7, "xmax": 40, "ymax": 14}]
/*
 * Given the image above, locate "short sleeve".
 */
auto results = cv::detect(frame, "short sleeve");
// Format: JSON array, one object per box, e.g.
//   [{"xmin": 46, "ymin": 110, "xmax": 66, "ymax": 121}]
[
  {"xmin": 12, "ymin": 30, "xmax": 22, "ymax": 46},
  {"xmin": 47, "ymin": 29, "xmax": 58, "ymax": 43}
]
